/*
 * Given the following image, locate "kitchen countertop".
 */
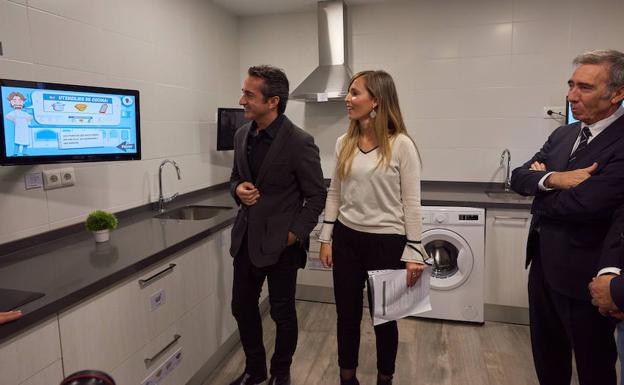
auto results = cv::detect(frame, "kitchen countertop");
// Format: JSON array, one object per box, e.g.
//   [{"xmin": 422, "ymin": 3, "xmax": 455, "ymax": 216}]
[
  {"xmin": 421, "ymin": 181, "xmax": 533, "ymax": 209},
  {"xmin": 0, "ymin": 186, "xmax": 238, "ymax": 344},
  {"xmin": 0, "ymin": 180, "xmax": 532, "ymax": 344}
]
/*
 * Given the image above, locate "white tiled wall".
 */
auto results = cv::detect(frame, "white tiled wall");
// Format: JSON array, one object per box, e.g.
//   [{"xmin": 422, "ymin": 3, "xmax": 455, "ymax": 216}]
[
  {"xmin": 238, "ymin": 0, "xmax": 624, "ymax": 182},
  {"xmin": 0, "ymin": 0, "xmax": 240, "ymax": 243},
  {"xmin": 3, "ymin": 0, "xmax": 624, "ymax": 244}
]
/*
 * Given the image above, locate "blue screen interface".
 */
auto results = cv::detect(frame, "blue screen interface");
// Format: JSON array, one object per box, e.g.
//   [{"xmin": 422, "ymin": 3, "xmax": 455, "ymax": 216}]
[{"xmin": 1, "ymin": 86, "xmax": 138, "ymax": 158}]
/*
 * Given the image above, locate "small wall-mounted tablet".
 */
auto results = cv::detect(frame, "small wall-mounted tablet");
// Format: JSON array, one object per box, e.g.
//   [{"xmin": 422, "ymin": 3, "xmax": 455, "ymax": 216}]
[{"xmin": 216, "ymin": 107, "xmax": 249, "ymax": 151}]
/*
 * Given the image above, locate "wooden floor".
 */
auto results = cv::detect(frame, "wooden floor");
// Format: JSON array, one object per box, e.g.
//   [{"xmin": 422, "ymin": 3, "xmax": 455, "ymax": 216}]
[{"xmin": 203, "ymin": 300, "xmax": 582, "ymax": 385}]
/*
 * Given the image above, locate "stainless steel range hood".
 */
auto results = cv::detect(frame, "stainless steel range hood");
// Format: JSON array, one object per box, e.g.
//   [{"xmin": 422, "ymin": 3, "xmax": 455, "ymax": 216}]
[{"xmin": 290, "ymin": 0, "xmax": 352, "ymax": 102}]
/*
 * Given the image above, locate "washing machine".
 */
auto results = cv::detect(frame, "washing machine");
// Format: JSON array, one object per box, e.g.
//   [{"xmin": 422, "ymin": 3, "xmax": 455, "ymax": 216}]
[{"xmin": 416, "ymin": 206, "xmax": 485, "ymax": 323}]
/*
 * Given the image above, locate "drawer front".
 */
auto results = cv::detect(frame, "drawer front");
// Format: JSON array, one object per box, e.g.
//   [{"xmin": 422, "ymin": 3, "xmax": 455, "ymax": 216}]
[
  {"xmin": 178, "ymin": 234, "xmax": 220, "ymax": 310},
  {"xmin": 144, "ymin": 231, "xmax": 232, "ymax": 340},
  {"xmin": 112, "ymin": 295, "xmax": 218, "ymax": 385},
  {"xmin": 485, "ymin": 208, "xmax": 531, "ymax": 307},
  {"xmin": 60, "ymin": 256, "xmax": 182, "ymax": 374}
]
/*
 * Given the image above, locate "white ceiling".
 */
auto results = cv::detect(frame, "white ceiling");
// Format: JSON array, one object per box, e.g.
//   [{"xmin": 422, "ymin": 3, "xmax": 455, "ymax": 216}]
[{"xmin": 211, "ymin": 0, "xmax": 390, "ymax": 17}]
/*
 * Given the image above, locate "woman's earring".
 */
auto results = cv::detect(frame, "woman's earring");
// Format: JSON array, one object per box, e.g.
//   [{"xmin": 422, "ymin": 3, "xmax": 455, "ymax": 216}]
[{"xmin": 369, "ymin": 109, "xmax": 377, "ymax": 119}]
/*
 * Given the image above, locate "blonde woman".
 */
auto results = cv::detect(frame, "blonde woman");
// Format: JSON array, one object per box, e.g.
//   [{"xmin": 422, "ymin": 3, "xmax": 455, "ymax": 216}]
[{"xmin": 318, "ymin": 70, "xmax": 427, "ymax": 385}]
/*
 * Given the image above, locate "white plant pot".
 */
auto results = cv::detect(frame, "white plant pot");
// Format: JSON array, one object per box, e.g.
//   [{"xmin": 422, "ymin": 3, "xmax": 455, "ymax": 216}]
[{"xmin": 93, "ymin": 229, "xmax": 110, "ymax": 243}]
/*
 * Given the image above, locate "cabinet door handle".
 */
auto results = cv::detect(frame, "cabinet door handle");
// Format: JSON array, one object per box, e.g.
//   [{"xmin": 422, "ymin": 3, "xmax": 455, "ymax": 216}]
[
  {"xmin": 494, "ymin": 216, "xmax": 528, "ymax": 221},
  {"xmin": 138, "ymin": 263, "xmax": 176, "ymax": 288},
  {"xmin": 144, "ymin": 334, "xmax": 181, "ymax": 367}
]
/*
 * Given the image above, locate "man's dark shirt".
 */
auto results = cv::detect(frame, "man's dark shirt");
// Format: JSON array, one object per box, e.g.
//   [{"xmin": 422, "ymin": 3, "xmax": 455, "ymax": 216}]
[{"xmin": 247, "ymin": 114, "xmax": 284, "ymax": 183}]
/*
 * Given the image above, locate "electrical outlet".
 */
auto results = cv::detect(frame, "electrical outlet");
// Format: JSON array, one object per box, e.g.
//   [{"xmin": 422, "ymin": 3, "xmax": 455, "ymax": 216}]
[
  {"xmin": 43, "ymin": 170, "xmax": 62, "ymax": 190},
  {"xmin": 150, "ymin": 289, "xmax": 166, "ymax": 311},
  {"xmin": 543, "ymin": 106, "xmax": 566, "ymax": 119},
  {"xmin": 165, "ymin": 348, "xmax": 183, "ymax": 375},
  {"xmin": 141, "ymin": 348, "xmax": 182, "ymax": 385},
  {"xmin": 60, "ymin": 167, "xmax": 75, "ymax": 186}
]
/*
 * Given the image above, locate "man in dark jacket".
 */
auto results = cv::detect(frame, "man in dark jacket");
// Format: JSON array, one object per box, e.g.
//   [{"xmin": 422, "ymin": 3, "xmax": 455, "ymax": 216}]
[
  {"xmin": 228, "ymin": 65, "xmax": 326, "ymax": 385},
  {"xmin": 511, "ymin": 49, "xmax": 624, "ymax": 385}
]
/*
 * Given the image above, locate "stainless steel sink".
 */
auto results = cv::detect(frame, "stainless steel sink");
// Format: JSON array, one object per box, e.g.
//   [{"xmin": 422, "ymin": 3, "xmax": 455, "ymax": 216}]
[{"xmin": 155, "ymin": 205, "xmax": 232, "ymax": 220}]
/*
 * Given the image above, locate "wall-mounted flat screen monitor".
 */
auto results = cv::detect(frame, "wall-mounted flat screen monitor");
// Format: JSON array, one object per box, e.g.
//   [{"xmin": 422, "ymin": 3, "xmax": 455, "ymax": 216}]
[
  {"xmin": 566, "ymin": 98, "xmax": 624, "ymax": 124},
  {"xmin": 0, "ymin": 79, "xmax": 140, "ymax": 165},
  {"xmin": 217, "ymin": 108, "xmax": 249, "ymax": 151}
]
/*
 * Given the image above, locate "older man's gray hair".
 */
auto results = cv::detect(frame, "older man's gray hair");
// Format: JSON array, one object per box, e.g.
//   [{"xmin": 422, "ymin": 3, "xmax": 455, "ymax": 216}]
[{"xmin": 573, "ymin": 49, "xmax": 624, "ymax": 93}]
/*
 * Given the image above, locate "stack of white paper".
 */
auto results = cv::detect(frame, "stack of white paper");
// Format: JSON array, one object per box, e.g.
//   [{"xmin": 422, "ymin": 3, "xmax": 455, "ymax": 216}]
[{"xmin": 367, "ymin": 268, "xmax": 432, "ymax": 326}]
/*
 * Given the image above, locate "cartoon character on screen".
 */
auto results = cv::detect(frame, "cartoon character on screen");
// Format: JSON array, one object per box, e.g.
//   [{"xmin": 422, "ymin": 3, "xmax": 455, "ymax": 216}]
[{"xmin": 5, "ymin": 92, "xmax": 33, "ymax": 155}]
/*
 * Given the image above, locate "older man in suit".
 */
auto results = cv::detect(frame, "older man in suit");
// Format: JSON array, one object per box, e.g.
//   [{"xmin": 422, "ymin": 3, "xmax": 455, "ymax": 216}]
[
  {"xmin": 228, "ymin": 65, "xmax": 326, "ymax": 385},
  {"xmin": 511, "ymin": 49, "xmax": 624, "ymax": 385}
]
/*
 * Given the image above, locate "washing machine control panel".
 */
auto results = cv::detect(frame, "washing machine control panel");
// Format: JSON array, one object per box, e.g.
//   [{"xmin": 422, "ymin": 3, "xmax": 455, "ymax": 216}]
[
  {"xmin": 433, "ymin": 213, "xmax": 447, "ymax": 224},
  {"xmin": 421, "ymin": 208, "xmax": 484, "ymax": 225}
]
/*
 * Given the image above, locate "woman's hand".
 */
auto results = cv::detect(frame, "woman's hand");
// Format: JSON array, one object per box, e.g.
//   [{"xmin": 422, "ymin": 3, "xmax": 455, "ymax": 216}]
[
  {"xmin": 319, "ymin": 243, "xmax": 332, "ymax": 268},
  {"xmin": 406, "ymin": 262, "xmax": 426, "ymax": 287},
  {"xmin": 0, "ymin": 310, "xmax": 22, "ymax": 325}
]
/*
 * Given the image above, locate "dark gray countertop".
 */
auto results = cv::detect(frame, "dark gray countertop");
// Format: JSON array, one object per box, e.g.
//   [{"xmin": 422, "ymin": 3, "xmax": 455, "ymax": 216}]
[
  {"xmin": 421, "ymin": 180, "xmax": 533, "ymax": 210},
  {"xmin": 0, "ymin": 187, "xmax": 238, "ymax": 344},
  {"xmin": 0, "ymin": 180, "xmax": 531, "ymax": 344}
]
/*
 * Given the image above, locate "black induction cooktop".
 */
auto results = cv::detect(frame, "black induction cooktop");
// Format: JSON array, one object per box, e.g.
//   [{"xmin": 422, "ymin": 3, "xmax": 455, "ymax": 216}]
[{"xmin": 0, "ymin": 288, "xmax": 44, "ymax": 312}]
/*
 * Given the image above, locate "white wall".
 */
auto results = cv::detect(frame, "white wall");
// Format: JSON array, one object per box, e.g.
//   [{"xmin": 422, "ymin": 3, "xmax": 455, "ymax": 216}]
[
  {"xmin": 3, "ymin": 0, "xmax": 624, "ymax": 244},
  {"xmin": 0, "ymin": 0, "xmax": 240, "ymax": 244},
  {"xmin": 239, "ymin": 0, "xmax": 624, "ymax": 181}
]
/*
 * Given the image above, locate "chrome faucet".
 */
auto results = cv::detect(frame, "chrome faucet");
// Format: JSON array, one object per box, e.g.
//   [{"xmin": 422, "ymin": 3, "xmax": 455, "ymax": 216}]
[
  {"xmin": 500, "ymin": 149, "xmax": 511, "ymax": 191},
  {"xmin": 158, "ymin": 159, "xmax": 182, "ymax": 212}
]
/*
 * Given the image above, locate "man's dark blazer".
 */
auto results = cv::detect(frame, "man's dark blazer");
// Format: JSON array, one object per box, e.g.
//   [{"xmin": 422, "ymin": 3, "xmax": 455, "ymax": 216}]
[
  {"xmin": 229, "ymin": 114, "xmax": 326, "ymax": 268},
  {"xmin": 511, "ymin": 114, "xmax": 624, "ymax": 300},
  {"xmin": 600, "ymin": 205, "xmax": 624, "ymax": 309}
]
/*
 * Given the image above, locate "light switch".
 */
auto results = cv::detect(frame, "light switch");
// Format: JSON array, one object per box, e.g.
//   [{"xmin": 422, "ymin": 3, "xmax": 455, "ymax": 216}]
[{"xmin": 24, "ymin": 172, "xmax": 43, "ymax": 189}]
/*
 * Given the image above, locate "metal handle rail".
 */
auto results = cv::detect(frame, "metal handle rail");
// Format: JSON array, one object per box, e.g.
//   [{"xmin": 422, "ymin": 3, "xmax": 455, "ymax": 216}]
[
  {"xmin": 494, "ymin": 216, "xmax": 528, "ymax": 221},
  {"xmin": 138, "ymin": 263, "xmax": 176, "ymax": 288},
  {"xmin": 144, "ymin": 334, "xmax": 181, "ymax": 366}
]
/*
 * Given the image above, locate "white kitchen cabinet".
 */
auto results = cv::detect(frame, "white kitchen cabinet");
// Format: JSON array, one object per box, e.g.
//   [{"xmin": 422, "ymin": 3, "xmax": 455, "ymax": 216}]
[
  {"xmin": 59, "ymin": 225, "xmax": 236, "ymax": 382},
  {"xmin": 19, "ymin": 361, "xmax": 63, "ymax": 385},
  {"xmin": 111, "ymin": 296, "xmax": 209, "ymax": 385},
  {"xmin": 59, "ymin": 257, "xmax": 168, "ymax": 374},
  {"xmin": 485, "ymin": 208, "xmax": 532, "ymax": 308},
  {"xmin": 0, "ymin": 317, "xmax": 62, "ymax": 385},
  {"xmin": 180, "ymin": 236, "xmax": 219, "ymax": 310},
  {"xmin": 213, "ymin": 227, "xmax": 239, "ymax": 337}
]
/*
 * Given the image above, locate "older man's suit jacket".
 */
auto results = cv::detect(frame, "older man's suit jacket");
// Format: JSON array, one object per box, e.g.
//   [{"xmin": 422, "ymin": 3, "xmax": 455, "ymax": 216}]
[
  {"xmin": 511, "ymin": 114, "xmax": 624, "ymax": 300},
  {"xmin": 600, "ymin": 205, "xmax": 624, "ymax": 309},
  {"xmin": 229, "ymin": 115, "xmax": 326, "ymax": 268}
]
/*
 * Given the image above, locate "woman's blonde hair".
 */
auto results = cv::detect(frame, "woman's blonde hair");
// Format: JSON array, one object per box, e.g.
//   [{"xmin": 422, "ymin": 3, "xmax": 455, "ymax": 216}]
[{"xmin": 336, "ymin": 70, "xmax": 417, "ymax": 179}]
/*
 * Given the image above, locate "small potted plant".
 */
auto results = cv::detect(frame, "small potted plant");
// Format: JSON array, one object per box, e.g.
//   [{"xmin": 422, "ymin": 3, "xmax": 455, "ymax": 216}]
[{"xmin": 86, "ymin": 210, "xmax": 118, "ymax": 242}]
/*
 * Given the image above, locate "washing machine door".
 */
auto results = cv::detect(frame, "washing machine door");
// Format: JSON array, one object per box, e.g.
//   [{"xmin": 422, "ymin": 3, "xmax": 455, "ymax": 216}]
[{"xmin": 422, "ymin": 228, "xmax": 474, "ymax": 291}]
